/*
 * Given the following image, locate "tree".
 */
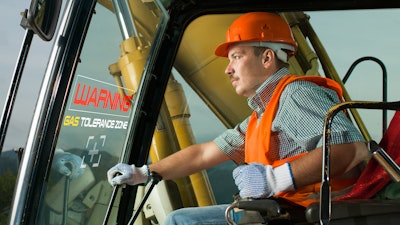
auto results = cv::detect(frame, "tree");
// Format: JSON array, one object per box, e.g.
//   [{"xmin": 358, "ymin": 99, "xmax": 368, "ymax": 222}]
[{"xmin": 0, "ymin": 169, "xmax": 17, "ymax": 225}]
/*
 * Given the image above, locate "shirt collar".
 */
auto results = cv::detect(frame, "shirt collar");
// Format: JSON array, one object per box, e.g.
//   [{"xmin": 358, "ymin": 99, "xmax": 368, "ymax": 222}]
[{"xmin": 247, "ymin": 67, "xmax": 290, "ymax": 114}]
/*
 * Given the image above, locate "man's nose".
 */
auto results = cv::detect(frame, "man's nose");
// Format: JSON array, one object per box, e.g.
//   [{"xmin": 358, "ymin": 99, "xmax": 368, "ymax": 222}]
[{"xmin": 225, "ymin": 63, "xmax": 233, "ymax": 75}]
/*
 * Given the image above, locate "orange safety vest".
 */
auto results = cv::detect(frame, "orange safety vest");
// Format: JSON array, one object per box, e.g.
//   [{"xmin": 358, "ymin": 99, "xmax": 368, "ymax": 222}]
[{"xmin": 245, "ymin": 75, "xmax": 356, "ymax": 207}]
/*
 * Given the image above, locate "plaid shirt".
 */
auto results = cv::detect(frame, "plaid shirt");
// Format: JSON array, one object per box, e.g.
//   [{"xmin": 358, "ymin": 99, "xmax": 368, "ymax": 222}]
[{"xmin": 213, "ymin": 67, "xmax": 365, "ymax": 164}]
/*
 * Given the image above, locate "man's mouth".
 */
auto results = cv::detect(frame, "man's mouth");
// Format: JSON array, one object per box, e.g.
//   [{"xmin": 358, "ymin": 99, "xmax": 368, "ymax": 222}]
[{"xmin": 230, "ymin": 76, "xmax": 238, "ymax": 85}]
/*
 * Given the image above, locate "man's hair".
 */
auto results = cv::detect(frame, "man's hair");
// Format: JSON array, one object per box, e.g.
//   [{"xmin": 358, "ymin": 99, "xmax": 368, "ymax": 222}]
[
  {"xmin": 253, "ymin": 47, "xmax": 268, "ymax": 57},
  {"xmin": 253, "ymin": 47, "xmax": 289, "ymax": 68}
]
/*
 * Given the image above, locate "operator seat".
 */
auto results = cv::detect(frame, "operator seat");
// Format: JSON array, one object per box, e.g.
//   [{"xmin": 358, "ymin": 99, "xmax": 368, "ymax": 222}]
[
  {"xmin": 305, "ymin": 110, "xmax": 400, "ymax": 224},
  {"xmin": 227, "ymin": 111, "xmax": 400, "ymax": 225}
]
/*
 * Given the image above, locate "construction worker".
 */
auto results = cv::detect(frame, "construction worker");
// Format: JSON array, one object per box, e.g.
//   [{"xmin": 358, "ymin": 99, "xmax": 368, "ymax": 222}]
[{"xmin": 107, "ymin": 12, "xmax": 368, "ymax": 224}]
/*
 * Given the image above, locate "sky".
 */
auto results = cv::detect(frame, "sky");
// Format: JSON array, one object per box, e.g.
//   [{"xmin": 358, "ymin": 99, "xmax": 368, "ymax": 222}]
[
  {"xmin": 0, "ymin": 1, "xmax": 400, "ymax": 152},
  {"xmin": 0, "ymin": 1, "xmax": 54, "ymax": 151}
]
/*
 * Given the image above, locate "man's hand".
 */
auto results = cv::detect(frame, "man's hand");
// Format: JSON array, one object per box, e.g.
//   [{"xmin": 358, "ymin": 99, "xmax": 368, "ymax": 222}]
[
  {"xmin": 107, "ymin": 163, "xmax": 149, "ymax": 186},
  {"xmin": 232, "ymin": 162, "xmax": 295, "ymax": 199}
]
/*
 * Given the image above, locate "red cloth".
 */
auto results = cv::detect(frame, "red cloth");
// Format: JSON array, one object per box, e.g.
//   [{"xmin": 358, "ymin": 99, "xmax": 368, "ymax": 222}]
[{"xmin": 337, "ymin": 111, "xmax": 400, "ymax": 200}]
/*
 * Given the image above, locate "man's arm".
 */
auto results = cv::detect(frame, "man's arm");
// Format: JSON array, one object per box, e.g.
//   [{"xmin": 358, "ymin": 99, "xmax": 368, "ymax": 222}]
[
  {"xmin": 290, "ymin": 141, "xmax": 368, "ymax": 188},
  {"xmin": 149, "ymin": 141, "xmax": 230, "ymax": 180},
  {"xmin": 232, "ymin": 141, "xmax": 369, "ymax": 199},
  {"xmin": 107, "ymin": 141, "xmax": 230, "ymax": 186}
]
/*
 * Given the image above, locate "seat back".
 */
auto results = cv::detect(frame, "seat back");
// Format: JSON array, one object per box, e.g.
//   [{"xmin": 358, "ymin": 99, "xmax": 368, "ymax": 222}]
[{"xmin": 337, "ymin": 111, "xmax": 400, "ymax": 200}]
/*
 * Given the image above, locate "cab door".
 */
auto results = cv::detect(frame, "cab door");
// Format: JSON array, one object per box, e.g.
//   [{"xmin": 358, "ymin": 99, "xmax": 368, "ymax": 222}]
[{"xmin": 8, "ymin": 0, "xmax": 162, "ymax": 224}]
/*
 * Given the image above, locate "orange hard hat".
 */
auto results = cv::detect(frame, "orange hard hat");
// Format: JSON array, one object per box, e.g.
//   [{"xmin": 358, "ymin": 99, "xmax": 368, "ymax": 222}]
[{"xmin": 214, "ymin": 12, "xmax": 298, "ymax": 58}]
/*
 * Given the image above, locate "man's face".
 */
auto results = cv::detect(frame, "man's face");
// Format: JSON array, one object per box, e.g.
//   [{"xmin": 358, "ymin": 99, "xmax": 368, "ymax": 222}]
[{"xmin": 225, "ymin": 45, "xmax": 270, "ymax": 97}]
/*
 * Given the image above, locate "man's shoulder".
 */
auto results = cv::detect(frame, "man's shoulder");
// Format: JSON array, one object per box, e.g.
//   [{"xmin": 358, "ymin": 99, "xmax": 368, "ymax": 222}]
[
  {"xmin": 281, "ymin": 78, "xmax": 338, "ymax": 102},
  {"xmin": 283, "ymin": 78, "xmax": 321, "ymax": 92}
]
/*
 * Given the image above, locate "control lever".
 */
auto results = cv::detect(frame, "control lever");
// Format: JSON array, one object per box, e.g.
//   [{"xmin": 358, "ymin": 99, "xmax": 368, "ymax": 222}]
[
  {"xmin": 127, "ymin": 172, "xmax": 162, "ymax": 225},
  {"xmin": 102, "ymin": 171, "xmax": 163, "ymax": 225}
]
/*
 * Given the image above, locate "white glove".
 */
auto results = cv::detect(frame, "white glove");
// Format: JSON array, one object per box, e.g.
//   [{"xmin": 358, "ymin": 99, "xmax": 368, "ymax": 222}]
[
  {"xmin": 232, "ymin": 162, "xmax": 295, "ymax": 199},
  {"xmin": 53, "ymin": 148, "xmax": 85, "ymax": 179},
  {"xmin": 107, "ymin": 163, "xmax": 149, "ymax": 186}
]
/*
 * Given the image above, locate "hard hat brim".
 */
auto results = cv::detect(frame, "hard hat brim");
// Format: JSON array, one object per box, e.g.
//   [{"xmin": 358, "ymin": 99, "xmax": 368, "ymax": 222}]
[
  {"xmin": 214, "ymin": 41, "xmax": 239, "ymax": 58},
  {"xmin": 214, "ymin": 40, "xmax": 297, "ymax": 58}
]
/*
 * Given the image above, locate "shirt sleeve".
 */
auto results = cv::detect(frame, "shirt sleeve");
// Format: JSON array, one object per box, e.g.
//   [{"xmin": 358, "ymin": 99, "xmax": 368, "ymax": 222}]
[
  {"xmin": 274, "ymin": 80, "xmax": 365, "ymax": 152},
  {"xmin": 213, "ymin": 117, "xmax": 249, "ymax": 164}
]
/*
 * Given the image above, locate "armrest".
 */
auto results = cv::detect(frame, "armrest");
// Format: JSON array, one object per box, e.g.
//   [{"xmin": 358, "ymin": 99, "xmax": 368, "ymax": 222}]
[
  {"xmin": 235, "ymin": 199, "xmax": 281, "ymax": 216},
  {"xmin": 305, "ymin": 199, "xmax": 400, "ymax": 223}
]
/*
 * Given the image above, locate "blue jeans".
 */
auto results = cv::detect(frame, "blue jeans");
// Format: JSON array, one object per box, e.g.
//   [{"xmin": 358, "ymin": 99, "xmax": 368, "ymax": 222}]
[{"xmin": 163, "ymin": 204, "xmax": 243, "ymax": 225}]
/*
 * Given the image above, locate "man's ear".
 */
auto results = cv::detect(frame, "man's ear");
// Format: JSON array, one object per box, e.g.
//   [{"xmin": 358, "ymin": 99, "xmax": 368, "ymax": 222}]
[{"xmin": 262, "ymin": 49, "xmax": 275, "ymax": 65}]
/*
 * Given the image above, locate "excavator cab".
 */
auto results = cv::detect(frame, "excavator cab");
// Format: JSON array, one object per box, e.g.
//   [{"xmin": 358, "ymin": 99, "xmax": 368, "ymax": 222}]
[{"xmin": 2, "ymin": 0, "xmax": 400, "ymax": 225}]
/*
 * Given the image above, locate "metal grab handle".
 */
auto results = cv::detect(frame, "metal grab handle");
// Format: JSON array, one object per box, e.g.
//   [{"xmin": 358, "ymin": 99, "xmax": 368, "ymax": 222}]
[
  {"xmin": 342, "ymin": 56, "xmax": 388, "ymax": 135},
  {"xmin": 320, "ymin": 100, "xmax": 400, "ymax": 225},
  {"xmin": 225, "ymin": 203, "xmax": 238, "ymax": 225},
  {"xmin": 225, "ymin": 199, "xmax": 281, "ymax": 225}
]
